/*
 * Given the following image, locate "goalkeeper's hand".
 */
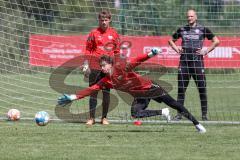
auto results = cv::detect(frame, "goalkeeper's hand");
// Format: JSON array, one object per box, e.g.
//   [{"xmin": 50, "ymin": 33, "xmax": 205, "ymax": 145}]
[
  {"xmin": 82, "ymin": 60, "xmax": 91, "ymax": 77},
  {"xmin": 148, "ymin": 47, "xmax": 162, "ymax": 57},
  {"xmin": 58, "ymin": 94, "xmax": 77, "ymax": 105}
]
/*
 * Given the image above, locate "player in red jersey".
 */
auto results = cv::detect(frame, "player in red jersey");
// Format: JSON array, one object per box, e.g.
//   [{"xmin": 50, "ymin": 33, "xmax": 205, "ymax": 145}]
[
  {"xmin": 84, "ymin": 10, "xmax": 120, "ymax": 125},
  {"xmin": 58, "ymin": 48, "xmax": 206, "ymax": 133}
]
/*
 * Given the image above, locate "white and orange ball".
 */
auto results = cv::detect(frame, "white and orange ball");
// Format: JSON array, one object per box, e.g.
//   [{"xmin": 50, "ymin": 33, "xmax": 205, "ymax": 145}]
[{"xmin": 7, "ymin": 109, "xmax": 20, "ymax": 121}]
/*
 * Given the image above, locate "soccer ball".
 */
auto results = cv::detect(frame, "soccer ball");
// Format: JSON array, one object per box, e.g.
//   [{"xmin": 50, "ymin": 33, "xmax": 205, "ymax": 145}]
[
  {"xmin": 7, "ymin": 109, "xmax": 20, "ymax": 121},
  {"xmin": 35, "ymin": 111, "xmax": 50, "ymax": 126}
]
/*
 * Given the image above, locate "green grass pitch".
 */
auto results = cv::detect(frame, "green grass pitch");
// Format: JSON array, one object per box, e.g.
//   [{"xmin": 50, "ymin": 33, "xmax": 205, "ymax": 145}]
[
  {"xmin": 0, "ymin": 121, "xmax": 240, "ymax": 160},
  {"xmin": 0, "ymin": 72, "xmax": 240, "ymax": 159}
]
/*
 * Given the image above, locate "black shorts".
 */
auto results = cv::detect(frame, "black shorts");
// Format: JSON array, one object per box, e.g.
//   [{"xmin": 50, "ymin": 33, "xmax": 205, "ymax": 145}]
[
  {"xmin": 89, "ymin": 69, "xmax": 106, "ymax": 86},
  {"xmin": 133, "ymin": 83, "xmax": 167, "ymax": 102}
]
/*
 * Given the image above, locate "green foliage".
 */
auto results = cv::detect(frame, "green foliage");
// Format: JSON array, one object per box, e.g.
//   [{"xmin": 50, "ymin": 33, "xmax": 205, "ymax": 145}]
[{"xmin": 118, "ymin": 0, "xmax": 183, "ymax": 35}]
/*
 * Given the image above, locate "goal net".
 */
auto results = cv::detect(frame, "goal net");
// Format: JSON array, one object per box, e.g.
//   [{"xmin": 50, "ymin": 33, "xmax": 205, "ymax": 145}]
[{"xmin": 0, "ymin": 0, "xmax": 240, "ymax": 124}]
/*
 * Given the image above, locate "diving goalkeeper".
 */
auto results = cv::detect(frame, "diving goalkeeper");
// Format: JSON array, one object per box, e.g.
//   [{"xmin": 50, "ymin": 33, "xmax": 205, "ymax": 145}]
[{"xmin": 58, "ymin": 48, "xmax": 206, "ymax": 133}]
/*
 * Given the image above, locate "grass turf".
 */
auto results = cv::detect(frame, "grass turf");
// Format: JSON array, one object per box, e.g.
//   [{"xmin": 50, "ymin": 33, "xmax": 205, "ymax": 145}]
[
  {"xmin": 0, "ymin": 121, "xmax": 239, "ymax": 160},
  {"xmin": 0, "ymin": 72, "xmax": 240, "ymax": 159}
]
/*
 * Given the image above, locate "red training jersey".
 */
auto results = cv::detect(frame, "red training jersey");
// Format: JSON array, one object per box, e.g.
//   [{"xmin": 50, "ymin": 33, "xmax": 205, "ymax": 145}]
[
  {"xmin": 85, "ymin": 27, "xmax": 120, "ymax": 70},
  {"xmin": 76, "ymin": 53, "xmax": 153, "ymax": 99}
]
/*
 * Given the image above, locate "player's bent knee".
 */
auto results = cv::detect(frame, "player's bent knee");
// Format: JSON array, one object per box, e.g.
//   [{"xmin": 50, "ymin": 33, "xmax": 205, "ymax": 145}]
[{"xmin": 131, "ymin": 108, "xmax": 144, "ymax": 118}]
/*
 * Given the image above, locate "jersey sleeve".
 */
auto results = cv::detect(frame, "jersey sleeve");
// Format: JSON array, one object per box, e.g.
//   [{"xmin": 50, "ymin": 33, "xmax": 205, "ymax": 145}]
[
  {"xmin": 76, "ymin": 84, "xmax": 101, "ymax": 99},
  {"xmin": 126, "ymin": 53, "xmax": 150, "ymax": 70},
  {"xmin": 172, "ymin": 28, "xmax": 182, "ymax": 40},
  {"xmin": 85, "ymin": 31, "xmax": 96, "ymax": 54},
  {"xmin": 204, "ymin": 27, "xmax": 215, "ymax": 40},
  {"xmin": 75, "ymin": 77, "xmax": 112, "ymax": 99},
  {"xmin": 97, "ymin": 77, "xmax": 113, "ymax": 89}
]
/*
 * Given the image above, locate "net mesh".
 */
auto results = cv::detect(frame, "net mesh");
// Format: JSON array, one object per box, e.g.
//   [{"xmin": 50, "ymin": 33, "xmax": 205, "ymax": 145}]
[{"xmin": 0, "ymin": 0, "xmax": 240, "ymax": 123}]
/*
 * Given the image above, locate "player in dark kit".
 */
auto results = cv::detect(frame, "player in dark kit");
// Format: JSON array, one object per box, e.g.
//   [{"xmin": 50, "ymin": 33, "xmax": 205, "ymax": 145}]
[
  {"xmin": 168, "ymin": 9, "xmax": 220, "ymax": 121},
  {"xmin": 58, "ymin": 48, "xmax": 207, "ymax": 133}
]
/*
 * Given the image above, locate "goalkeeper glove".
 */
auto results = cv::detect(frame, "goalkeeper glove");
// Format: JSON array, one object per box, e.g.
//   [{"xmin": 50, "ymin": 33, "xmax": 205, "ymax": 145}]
[
  {"xmin": 148, "ymin": 48, "xmax": 162, "ymax": 57},
  {"xmin": 82, "ymin": 60, "xmax": 91, "ymax": 77},
  {"xmin": 58, "ymin": 94, "xmax": 77, "ymax": 105},
  {"xmin": 82, "ymin": 60, "xmax": 89, "ymax": 72}
]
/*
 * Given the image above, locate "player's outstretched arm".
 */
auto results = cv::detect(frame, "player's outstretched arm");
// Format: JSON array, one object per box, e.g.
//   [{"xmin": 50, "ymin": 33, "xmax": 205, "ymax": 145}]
[
  {"xmin": 128, "ymin": 48, "xmax": 162, "ymax": 69},
  {"xmin": 57, "ymin": 86, "xmax": 100, "ymax": 106},
  {"xmin": 57, "ymin": 80, "xmax": 108, "ymax": 106}
]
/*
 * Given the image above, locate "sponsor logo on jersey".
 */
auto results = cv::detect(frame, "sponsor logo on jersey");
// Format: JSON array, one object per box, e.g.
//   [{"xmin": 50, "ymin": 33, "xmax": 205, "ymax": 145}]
[
  {"xmin": 195, "ymin": 29, "xmax": 200, "ymax": 33},
  {"xmin": 183, "ymin": 34, "xmax": 200, "ymax": 40},
  {"xmin": 97, "ymin": 36, "xmax": 102, "ymax": 41}
]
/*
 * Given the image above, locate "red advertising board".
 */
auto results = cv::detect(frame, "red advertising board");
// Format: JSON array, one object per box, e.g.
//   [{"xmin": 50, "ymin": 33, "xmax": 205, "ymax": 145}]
[
  {"xmin": 29, "ymin": 34, "xmax": 240, "ymax": 68},
  {"xmin": 29, "ymin": 35, "xmax": 87, "ymax": 67}
]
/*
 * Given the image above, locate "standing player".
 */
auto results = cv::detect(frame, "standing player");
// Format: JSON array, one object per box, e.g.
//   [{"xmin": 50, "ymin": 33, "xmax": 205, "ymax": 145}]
[
  {"xmin": 168, "ymin": 9, "xmax": 220, "ymax": 121},
  {"xmin": 58, "ymin": 48, "xmax": 207, "ymax": 133},
  {"xmin": 84, "ymin": 10, "xmax": 120, "ymax": 125}
]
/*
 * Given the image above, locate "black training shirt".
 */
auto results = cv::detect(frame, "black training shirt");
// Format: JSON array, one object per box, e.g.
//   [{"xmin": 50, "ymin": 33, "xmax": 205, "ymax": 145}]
[{"xmin": 172, "ymin": 23, "xmax": 215, "ymax": 50}]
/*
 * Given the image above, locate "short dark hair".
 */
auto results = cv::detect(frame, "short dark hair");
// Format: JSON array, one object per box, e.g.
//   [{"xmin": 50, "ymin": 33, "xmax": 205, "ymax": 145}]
[
  {"xmin": 100, "ymin": 55, "xmax": 114, "ymax": 65},
  {"xmin": 98, "ymin": 10, "xmax": 111, "ymax": 20}
]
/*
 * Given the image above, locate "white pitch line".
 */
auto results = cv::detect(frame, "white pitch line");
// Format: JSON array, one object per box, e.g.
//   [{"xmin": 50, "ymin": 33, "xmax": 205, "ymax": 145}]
[{"xmin": 1, "ymin": 117, "xmax": 240, "ymax": 125}]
